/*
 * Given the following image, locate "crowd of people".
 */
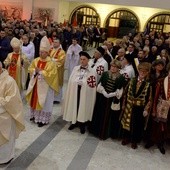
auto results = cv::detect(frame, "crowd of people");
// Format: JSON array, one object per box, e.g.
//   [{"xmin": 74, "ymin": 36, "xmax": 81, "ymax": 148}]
[{"xmin": 0, "ymin": 19, "xmax": 170, "ymax": 165}]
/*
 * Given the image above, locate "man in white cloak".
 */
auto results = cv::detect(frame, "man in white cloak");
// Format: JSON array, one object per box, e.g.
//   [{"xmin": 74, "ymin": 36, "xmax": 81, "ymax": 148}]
[
  {"xmin": 89, "ymin": 46, "xmax": 108, "ymax": 83},
  {"xmin": 63, "ymin": 51, "xmax": 97, "ymax": 134},
  {"xmin": 0, "ymin": 62, "xmax": 25, "ymax": 165}
]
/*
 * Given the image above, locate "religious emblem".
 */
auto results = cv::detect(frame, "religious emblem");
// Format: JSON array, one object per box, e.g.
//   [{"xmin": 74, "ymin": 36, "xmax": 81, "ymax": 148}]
[
  {"xmin": 96, "ymin": 65, "xmax": 104, "ymax": 75},
  {"xmin": 123, "ymin": 72, "xmax": 129, "ymax": 81},
  {"xmin": 87, "ymin": 76, "xmax": 96, "ymax": 88}
]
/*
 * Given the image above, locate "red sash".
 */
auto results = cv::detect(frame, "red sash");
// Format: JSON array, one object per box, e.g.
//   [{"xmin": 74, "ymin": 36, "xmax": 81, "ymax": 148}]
[
  {"xmin": 8, "ymin": 53, "xmax": 19, "ymax": 80},
  {"xmin": 50, "ymin": 48, "xmax": 61, "ymax": 59},
  {"xmin": 30, "ymin": 60, "xmax": 47, "ymax": 109},
  {"xmin": 54, "ymin": 48, "xmax": 61, "ymax": 59}
]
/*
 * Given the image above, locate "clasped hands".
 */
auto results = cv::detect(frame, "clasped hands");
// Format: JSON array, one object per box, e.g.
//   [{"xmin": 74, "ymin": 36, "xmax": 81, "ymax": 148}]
[
  {"xmin": 34, "ymin": 68, "xmax": 41, "ymax": 77},
  {"xmin": 102, "ymin": 90, "xmax": 117, "ymax": 98}
]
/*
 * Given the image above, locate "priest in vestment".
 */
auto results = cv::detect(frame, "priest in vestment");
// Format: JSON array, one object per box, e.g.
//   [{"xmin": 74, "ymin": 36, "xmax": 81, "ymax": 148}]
[
  {"xmin": 0, "ymin": 62, "xmax": 25, "ymax": 165},
  {"xmin": 63, "ymin": 51, "xmax": 97, "ymax": 134},
  {"xmin": 4, "ymin": 37, "xmax": 30, "ymax": 96},
  {"xmin": 26, "ymin": 36, "xmax": 59, "ymax": 127},
  {"xmin": 49, "ymin": 39, "xmax": 66, "ymax": 103},
  {"xmin": 65, "ymin": 38, "xmax": 82, "ymax": 78}
]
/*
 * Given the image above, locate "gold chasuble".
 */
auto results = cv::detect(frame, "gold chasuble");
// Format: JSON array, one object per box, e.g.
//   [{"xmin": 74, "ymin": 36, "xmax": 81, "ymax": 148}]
[
  {"xmin": 49, "ymin": 48, "xmax": 66, "ymax": 87},
  {"xmin": 26, "ymin": 57, "xmax": 59, "ymax": 110},
  {"xmin": 4, "ymin": 52, "xmax": 30, "ymax": 91}
]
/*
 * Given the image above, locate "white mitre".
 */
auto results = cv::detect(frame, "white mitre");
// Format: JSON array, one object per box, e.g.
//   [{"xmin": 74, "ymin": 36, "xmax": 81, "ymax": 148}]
[
  {"xmin": 10, "ymin": 37, "xmax": 21, "ymax": 48},
  {"xmin": 40, "ymin": 36, "xmax": 51, "ymax": 52}
]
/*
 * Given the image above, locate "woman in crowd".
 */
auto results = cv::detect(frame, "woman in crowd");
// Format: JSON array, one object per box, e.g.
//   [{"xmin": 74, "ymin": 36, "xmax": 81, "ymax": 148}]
[
  {"xmin": 158, "ymin": 49, "xmax": 170, "ymax": 66},
  {"xmin": 89, "ymin": 59, "xmax": 126, "ymax": 140},
  {"xmin": 145, "ymin": 63, "xmax": 170, "ymax": 154},
  {"xmin": 121, "ymin": 62, "xmax": 152, "ymax": 149}
]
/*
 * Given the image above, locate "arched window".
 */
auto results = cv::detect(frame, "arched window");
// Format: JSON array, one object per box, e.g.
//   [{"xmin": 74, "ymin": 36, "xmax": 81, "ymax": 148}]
[
  {"xmin": 105, "ymin": 9, "xmax": 139, "ymax": 38},
  {"xmin": 70, "ymin": 6, "xmax": 100, "ymax": 26},
  {"xmin": 146, "ymin": 13, "xmax": 170, "ymax": 33}
]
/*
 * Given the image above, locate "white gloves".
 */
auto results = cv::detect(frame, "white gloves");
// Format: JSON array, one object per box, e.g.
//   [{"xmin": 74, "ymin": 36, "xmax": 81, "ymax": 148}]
[
  {"xmin": 102, "ymin": 90, "xmax": 117, "ymax": 98},
  {"xmin": 97, "ymin": 83, "xmax": 104, "ymax": 93},
  {"xmin": 102, "ymin": 90, "xmax": 109, "ymax": 98},
  {"xmin": 107, "ymin": 92, "xmax": 117, "ymax": 98},
  {"xmin": 77, "ymin": 80, "xmax": 83, "ymax": 86},
  {"xmin": 97, "ymin": 83, "xmax": 123, "ymax": 99},
  {"xmin": 115, "ymin": 88, "xmax": 123, "ymax": 99},
  {"xmin": 143, "ymin": 110, "xmax": 148, "ymax": 117}
]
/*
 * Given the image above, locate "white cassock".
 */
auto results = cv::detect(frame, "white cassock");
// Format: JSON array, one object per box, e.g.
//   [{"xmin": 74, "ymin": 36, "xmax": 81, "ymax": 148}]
[
  {"xmin": 0, "ymin": 69, "xmax": 25, "ymax": 164},
  {"xmin": 22, "ymin": 42, "xmax": 35, "ymax": 63},
  {"xmin": 120, "ymin": 64, "xmax": 135, "ymax": 80},
  {"xmin": 63, "ymin": 65, "xmax": 97, "ymax": 124},
  {"xmin": 65, "ymin": 44, "xmax": 82, "ymax": 78},
  {"xmin": 89, "ymin": 57, "xmax": 108, "ymax": 83}
]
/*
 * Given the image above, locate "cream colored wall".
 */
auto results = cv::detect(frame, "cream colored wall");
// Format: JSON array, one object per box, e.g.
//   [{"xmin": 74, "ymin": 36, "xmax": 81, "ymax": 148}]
[
  {"xmin": 23, "ymin": 0, "xmax": 33, "ymax": 20},
  {"xmin": 33, "ymin": 0, "xmax": 59, "ymax": 22},
  {"xmin": 69, "ymin": 0, "xmax": 170, "ymax": 11},
  {"xmin": 67, "ymin": 2, "xmax": 170, "ymax": 31},
  {"xmin": 58, "ymin": 0, "xmax": 70, "ymax": 23},
  {"xmin": 0, "ymin": 0, "xmax": 22, "ymax": 4}
]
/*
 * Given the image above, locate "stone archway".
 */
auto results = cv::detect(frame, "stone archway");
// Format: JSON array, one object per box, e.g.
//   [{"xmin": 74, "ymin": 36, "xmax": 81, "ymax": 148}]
[
  {"xmin": 145, "ymin": 12, "xmax": 170, "ymax": 33},
  {"xmin": 69, "ymin": 5, "xmax": 100, "ymax": 26},
  {"xmin": 105, "ymin": 9, "xmax": 140, "ymax": 38}
]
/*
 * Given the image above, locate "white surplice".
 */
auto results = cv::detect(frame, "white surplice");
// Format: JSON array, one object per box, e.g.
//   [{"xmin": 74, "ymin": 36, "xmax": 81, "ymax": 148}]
[{"xmin": 65, "ymin": 44, "xmax": 82, "ymax": 78}]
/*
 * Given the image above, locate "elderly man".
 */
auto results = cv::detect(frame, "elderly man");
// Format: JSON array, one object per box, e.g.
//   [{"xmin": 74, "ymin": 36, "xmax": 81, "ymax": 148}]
[
  {"xmin": 89, "ymin": 46, "xmax": 108, "ymax": 82},
  {"xmin": 4, "ymin": 37, "xmax": 30, "ymax": 96},
  {"xmin": 26, "ymin": 36, "xmax": 59, "ymax": 127},
  {"xmin": 63, "ymin": 51, "xmax": 97, "ymax": 134},
  {"xmin": 49, "ymin": 39, "xmax": 66, "ymax": 103},
  {"xmin": 115, "ymin": 48, "xmax": 126, "ymax": 61},
  {"xmin": 0, "ymin": 62, "xmax": 25, "ymax": 165}
]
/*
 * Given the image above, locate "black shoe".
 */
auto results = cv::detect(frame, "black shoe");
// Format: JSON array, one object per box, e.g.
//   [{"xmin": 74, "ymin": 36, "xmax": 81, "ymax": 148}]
[
  {"xmin": 0, "ymin": 158, "xmax": 13, "ymax": 165},
  {"xmin": 158, "ymin": 146, "xmax": 165, "ymax": 154},
  {"xmin": 145, "ymin": 142, "xmax": 154, "ymax": 149},
  {"xmin": 121, "ymin": 139, "xmax": 130, "ymax": 146},
  {"xmin": 80, "ymin": 126, "xmax": 85, "ymax": 134},
  {"xmin": 131, "ymin": 143, "xmax": 138, "ymax": 149},
  {"xmin": 68, "ymin": 124, "xmax": 78, "ymax": 130},
  {"xmin": 38, "ymin": 122, "xmax": 45, "ymax": 127},
  {"xmin": 30, "ymin": 117, "xmax": 35, "ymax": 121}
]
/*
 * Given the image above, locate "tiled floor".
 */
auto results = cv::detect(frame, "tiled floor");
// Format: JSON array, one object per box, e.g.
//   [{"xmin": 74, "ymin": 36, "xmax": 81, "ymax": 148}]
[{"xmin": 1, "ymin": 48, "xmax": 170, "ymax": 170}]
